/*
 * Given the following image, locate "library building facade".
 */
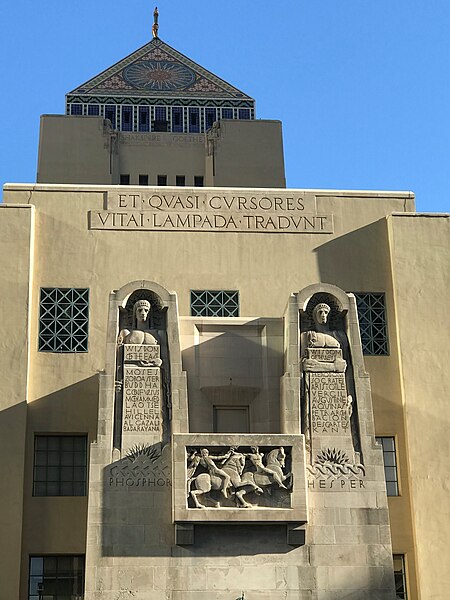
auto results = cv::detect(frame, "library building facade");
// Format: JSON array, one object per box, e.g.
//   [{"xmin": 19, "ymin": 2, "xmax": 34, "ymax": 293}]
[{"xmin": 1, "ymin": 21, "xmax": 449, "ymax": 600}]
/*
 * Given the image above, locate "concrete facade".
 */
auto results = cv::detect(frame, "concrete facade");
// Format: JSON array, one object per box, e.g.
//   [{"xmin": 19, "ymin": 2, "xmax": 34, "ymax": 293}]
[
  {"xmin": 1, "ymin": 181, "xmax": 448, "ymax": 599},
  {"xmin": 1, "ymin": 27, "xmax": 449, "ymax": 600},
  {"xmin": 37, "ymin": 116, "xmax": 285, "ymax": 188}
]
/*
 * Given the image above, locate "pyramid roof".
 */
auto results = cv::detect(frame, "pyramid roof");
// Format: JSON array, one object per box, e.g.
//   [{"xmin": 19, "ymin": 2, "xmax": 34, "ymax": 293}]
[{"xmin": 67, "ymin": 38, "xmax": 253, "ymax": 101}]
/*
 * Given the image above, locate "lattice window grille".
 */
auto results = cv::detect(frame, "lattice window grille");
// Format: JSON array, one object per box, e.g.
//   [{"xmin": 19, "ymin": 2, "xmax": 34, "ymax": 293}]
[
  {"xmin": 191, "ymin": 290, "xmax": 239, "ymax": 317},
  {"xmin": 39, "ymin": 288, "xmax": 89, "ymax": 352},
  {"xmin": 354, "ymin": 292, "xmax": 389, "ymax": 355}
]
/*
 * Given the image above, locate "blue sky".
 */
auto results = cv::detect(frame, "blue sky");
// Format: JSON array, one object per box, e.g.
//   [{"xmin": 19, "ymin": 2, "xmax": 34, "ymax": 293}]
[{"xmin": 1, "ymin": 0, "xmax": 449, "ymax": 212}]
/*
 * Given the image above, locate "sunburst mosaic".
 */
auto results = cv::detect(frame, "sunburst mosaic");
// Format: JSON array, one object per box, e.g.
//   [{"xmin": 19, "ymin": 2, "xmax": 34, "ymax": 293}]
[{"xmin": 123, "ymin": 60, "xmax": 196, "ymax": 91}]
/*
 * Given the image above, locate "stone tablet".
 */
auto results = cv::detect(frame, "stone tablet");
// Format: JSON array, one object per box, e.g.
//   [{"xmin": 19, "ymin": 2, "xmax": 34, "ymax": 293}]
[
  {"xmin": 121, "ymin": 344, "xmax": 162, "ymax": 450},
  {"xmin": 309, "ymin": 372, "xmax": 350, "ymax": 436},
  {"xmin": 308, "ymin": 348, "xmax": 342, "ymax": 362},
  {"xmin": 123, "ymin": 366, "xmax": 161, "ymax": 432},
  {"xmin": 123, "ymin": 344, "xmax": 160, "ymax": 363}
]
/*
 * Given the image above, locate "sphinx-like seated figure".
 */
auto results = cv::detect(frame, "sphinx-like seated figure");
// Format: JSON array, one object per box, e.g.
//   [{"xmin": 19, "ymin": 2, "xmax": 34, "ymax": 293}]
[
  {"xmin": 301, "ymin": 303, "xmax": 346, "ymax": 373},
  {"xmin": 117, "ymin": 299, "xmax": 162, "ymax": 367}
]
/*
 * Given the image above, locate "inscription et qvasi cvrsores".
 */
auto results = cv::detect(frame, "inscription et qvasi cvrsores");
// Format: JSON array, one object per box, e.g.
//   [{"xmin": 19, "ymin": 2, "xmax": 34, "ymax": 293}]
[{"xmin": 89, "ymin": 190, "xmax": 333, "ymax": 233}]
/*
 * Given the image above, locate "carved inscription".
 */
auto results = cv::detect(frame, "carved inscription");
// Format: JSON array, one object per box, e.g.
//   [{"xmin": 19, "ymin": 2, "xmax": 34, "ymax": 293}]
[
  {"xmin": 308, "ymin": 478, "xmax": 365, "ymax": 491},
  {"xmin": 124, "ymin": 345, "xmax": 159, "ymax": 363},
  {"xmin": 89, "ymin": 210, "xmax": 332, "ymax": 233},
  {"xmin": 123, "ymin": 365, "xmax": 161, "ymax": 433},
  {"xmin": 310, "ymin": 373, "xmax": 350, "ymax": 435},
  {"xmin": 108, "ymin": 445, "xmax": 171, "ymax": 488},
  {"xmin": 88, "ymin": 191, "xmax": 334, "ymax": 234},
  {"xmin": 308, "ymin": 348, "xmax": 342, "ymax": 362}
]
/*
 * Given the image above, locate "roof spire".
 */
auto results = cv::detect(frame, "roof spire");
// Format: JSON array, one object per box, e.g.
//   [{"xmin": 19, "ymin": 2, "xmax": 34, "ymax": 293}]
[{"xmin": 152, "ymin": 6, "xmax": 159, "ymax": 38}]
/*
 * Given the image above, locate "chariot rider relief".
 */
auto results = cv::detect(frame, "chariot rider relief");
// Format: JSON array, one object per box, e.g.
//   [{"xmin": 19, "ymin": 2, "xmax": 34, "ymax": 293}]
[
  {"xmin": 246, "ymin": 446, "xmax": 287, "ymax": 489},
  {"xmin": 199, "ymin": 448, "xmax": 232, "ymax": 498}
]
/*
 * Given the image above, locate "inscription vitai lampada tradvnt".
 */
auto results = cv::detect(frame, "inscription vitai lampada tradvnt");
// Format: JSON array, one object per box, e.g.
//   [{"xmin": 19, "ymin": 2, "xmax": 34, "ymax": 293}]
[{"xmin": 89, "ymin": 191, "xmax": 334, "ymax": 233}]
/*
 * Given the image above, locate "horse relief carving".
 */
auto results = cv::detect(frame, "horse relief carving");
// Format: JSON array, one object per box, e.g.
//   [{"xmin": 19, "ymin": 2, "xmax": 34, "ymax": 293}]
[{"xmin": 186, "ymin": 446, "xmax": 293, "ymax": 509}]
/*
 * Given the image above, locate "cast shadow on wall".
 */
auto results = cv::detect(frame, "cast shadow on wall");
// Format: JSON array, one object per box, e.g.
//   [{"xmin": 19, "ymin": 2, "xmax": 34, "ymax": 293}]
[
  {"xmin": 101, "ymin": 326, "xmax": 294, "ymax": 557},
  {"xmin": 314, "ymin": 219, "xmax": 391, "ymax": 291}
]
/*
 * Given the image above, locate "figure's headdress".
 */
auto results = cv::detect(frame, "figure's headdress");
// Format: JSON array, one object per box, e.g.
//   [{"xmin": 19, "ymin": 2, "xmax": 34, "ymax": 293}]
[
  {"xmin": 313, "ymin": 302, "xmax": 330, "ymax": 314},
  {"xmin": 135, "ymin": 299, "xmax": 151, "ymax": 310}
]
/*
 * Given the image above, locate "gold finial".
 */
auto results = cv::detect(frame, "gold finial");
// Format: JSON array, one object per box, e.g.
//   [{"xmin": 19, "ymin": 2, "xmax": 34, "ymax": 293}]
[{"xmin": 152, "ymin": 6, "xmax": 159, "ymax": 38}]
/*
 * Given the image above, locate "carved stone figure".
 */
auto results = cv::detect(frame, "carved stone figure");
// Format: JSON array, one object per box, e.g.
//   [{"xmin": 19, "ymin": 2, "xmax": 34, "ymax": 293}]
[
  {"xmin": 301, "ymin": 303, "xmax": 346, "ymax": 373},
  {"xmin": 115, "ymin": 297, "xmax": 169, "ymax": 452},
  {"xmin": 245, "ymin": 446, "xmax": 287, "ymax": 489},
  {"xmin": 117, "ymin": 299, "xmax": 162, "ymax": 366},
  {"xmin": 187, "ymin": 446, "xmax": 292, "ymax": 509},
  {"xmin": 188, "ymin": 448, "xmax": 233, "ymax": 508},
  {"xmin": 300, "ymin": 294, "xmax": 361, "ymax": 468},
  {"xmin": 221, "ymin": 447, "xmax": 264, "ymax": 508}
]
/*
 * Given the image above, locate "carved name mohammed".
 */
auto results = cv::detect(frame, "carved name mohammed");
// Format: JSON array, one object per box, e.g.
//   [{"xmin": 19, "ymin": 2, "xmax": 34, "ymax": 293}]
[
  {"xmin": 123, "ymin": 366, "xmax": 161, "ymax": 433},
  {"xmin": 310, "ymin": 373, "xmax": 351, "ymax": 435}
]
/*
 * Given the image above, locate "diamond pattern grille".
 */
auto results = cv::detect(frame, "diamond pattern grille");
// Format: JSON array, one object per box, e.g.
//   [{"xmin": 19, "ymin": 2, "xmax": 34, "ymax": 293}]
[
  {"xmin": 354, "ymin": 292, "xmax": 389, "ymax": 355},
  {"xmin": 39, "ymin": 288, "xmax": 89, "ymax": 352},
  {"xmin": 190, "ymin": 290, "xmax": 239, "ymax": 317}
]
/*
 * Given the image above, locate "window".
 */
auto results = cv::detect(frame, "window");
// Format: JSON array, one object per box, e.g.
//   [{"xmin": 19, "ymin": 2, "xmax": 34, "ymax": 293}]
[
  {"xmin": 393, "ymin": 554, "xmax": 408, "ymax": 599},
  {"xmin": 214, "ymin": 406, "xmax": 249, "ymax": 433},
  {"xmin": 153, "ymin": 106, "xmax": 167, "ymax": 132},
  {"xmin": 29, "ymin": 555, "xmax": 85, "ymax": 600},
  {"xmin": 153, "ymin": 105, "xmax": 168, "ymax": 131},
  {"xmin": 238, "ymin": 108, "xmax": 250, "ymax": 119},
  {"xmin": 157, "ymin": 175, "xmax": 167, "ymax": 186},
  {"xmin": 222, "ymin": 108, "xmax": 233, "ymax": 119},
  {"xmin": 139, "ymin": 106, "xmax": 150, "ymax": 132},
  {"xmin": 70, "ymin": 103, "xmax": 83, "ymax": 115},
  {"xmin": 354, "ymin": 292, "xmax": 389, "ymax": 355},
  {"xmin": 139, "ymin": 174, "xmax": 148, "ymax": 186},
  {"xmin": 38, "ymin": 288, "xmax": 89, "ymax": 353},
  {"xmin": 205, "ymin": 107, "xmax": 217, "ymax": 130},
  {"xmin": 104, "ymin": 104, "xmax": 116, "ymax": 128},
  {"xmin": 189, "ymin": 107, "xmax": 200, "ymax": 133},
  {"xmin": 87, "ymin": 104, "xmax": 99, "ymax": 116},
  {"xmin": 176, "ymin": 175, "xmax": 185, "ymax": 186},
  {"xmin": 121, "ymin": 105, "xmax": 133, "ymax": 131},
  {"xmin": 120, "ymin": 174, "xmax": 130, "ymax": 185},
  {"xmin": 376, "ymin": 436, "xmax": 399, "ymax": 496},
  {"xmin": 191, "ymin": 290, "xmax": 239, "ymax": 317},
  {"xmin": 194, "ymin": 175, "xmax": 204, "ymax": 187},
  {"xmin": 33, "ymin": 435, "xmax": 87, "ymax": 496},
  {"xmin": 172, "ymin": 107, "xmax": 183, "ymax": 132}
]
